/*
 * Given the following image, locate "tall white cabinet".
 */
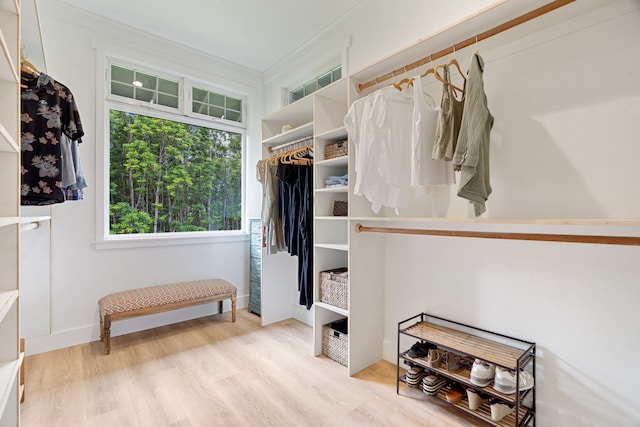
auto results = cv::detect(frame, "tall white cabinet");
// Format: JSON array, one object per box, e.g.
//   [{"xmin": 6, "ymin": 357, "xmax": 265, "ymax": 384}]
[{"xmin": 0, "ymin": 1, "xmax": 22, "ymax": 425}]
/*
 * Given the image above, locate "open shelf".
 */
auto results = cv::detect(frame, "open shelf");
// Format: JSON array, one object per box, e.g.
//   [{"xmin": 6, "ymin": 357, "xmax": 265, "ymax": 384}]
[
  {"xmin": 315, "ymin": 126, "xmax": 347, "ymax": 141},
  {"xmin": 0, "ymin": 291, "xmax": 17, "ymax": 324},
  {"xmin": 315, "ymin": 301, "xmax": 348, "ymax": 317},
  {"xmin": 315, "ymin": 243, "xmax": 348, "ymax": 251},
  {"xmin": 0, "ymin": 123, "xmax": 17, "ymax": 153},
  {"xmin": 261, "ymin": 121, "xmax": 313, "ymax": 146},
  {"xmin": 315, "ymin": 185, "xmax": 348, "ymax": 193},
  {"xmin": 316, "ymin": 156, "xmax": 348, "ymax": 167},
  {"xmin": 0, "ymin": 357, "xmax": 21, "ymax": 420}
]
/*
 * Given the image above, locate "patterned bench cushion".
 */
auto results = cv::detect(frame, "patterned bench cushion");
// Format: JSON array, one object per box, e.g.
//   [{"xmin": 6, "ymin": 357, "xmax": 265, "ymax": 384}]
[{"xmin": 98, "ymin": 279, "xmax": 237, "ymax": 317}]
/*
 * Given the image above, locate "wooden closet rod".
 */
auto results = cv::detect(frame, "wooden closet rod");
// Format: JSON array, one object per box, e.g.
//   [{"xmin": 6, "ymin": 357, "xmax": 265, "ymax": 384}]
[
  {"xmin": 269, "ymin": 135, "xmax": 313, "ymax": 152},
  {"xmin": 355, "ymin": 224, "xmax": 640, "ymax": 246},
  {"xmin": 356, "ymin": 0, "xmax": 575, "ymax": 93}
]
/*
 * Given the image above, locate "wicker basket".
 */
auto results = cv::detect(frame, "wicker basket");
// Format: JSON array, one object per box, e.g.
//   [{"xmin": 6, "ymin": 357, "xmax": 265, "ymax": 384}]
[
  {"xmin": 324, "ymin": 140, "xmax": 348, "ymax": 160},
  {"xmin": 319, "ymin": 268, "xmax": 348, "ymax": 310},
  {"xmin": 322, "ymin": 320, "xmax": 348, "ymax": 366}
]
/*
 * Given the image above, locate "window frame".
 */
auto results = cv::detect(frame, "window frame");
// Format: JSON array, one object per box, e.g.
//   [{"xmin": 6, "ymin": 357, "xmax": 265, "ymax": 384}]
[{"xmin": 96, "ymin": 55, "xmax": 248, "ymax": 248}]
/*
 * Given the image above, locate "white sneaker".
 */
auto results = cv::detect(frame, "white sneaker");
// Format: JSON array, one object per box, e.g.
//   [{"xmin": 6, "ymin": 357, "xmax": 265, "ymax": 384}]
[
  {"xmin": 470, "ymin": 359, "xmax": 495, "ymax": 387},
  {"xmin": 493, "ymin": 367, "xmax": 534, "ymax": 394}
]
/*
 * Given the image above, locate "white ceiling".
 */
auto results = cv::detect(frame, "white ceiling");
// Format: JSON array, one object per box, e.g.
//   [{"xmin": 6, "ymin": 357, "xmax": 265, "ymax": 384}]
[{"xmin": 54, "ymin": 0, "xmax": 365, "ymax": 72}]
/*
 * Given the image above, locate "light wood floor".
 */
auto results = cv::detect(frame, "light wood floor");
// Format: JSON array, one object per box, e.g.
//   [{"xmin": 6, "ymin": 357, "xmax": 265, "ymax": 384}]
[{"xmin": 20, "ymin": 309, "xmax": 485, "ymax": 427}]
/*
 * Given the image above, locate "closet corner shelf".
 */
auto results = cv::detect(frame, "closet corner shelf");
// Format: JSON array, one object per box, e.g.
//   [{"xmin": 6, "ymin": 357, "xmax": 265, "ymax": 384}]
[
  {"xmin": 0, "ymin": 216, "xmax": 52, "ymax": 229},
  {"xmin": 0, "ymin": 123, "xmax": 18, "ymax": 153},
  {"xmin": 0, "ymin": 356, "xmax": 22, "ymax": 417},
  {"xmin": 20, "ymin": 216, "xmax": 51, "ymax": 224},
  {"xmin": 0, "ymin": 290, "xmax": 18, "ymax": 323},
  {"xmin": 316, "ymin": 156, "xmax": 348, "ymax": 167},
  {"xmin": 315, "ymin": 126, "xmax": 347, "ymax": 141},
  {"xmin": 0, "ymin": 30, "xmax": 18, "ymax": 84},
  {"xmin": 315, "ymin": 243, "xmax": 349, "ymax": 251},
  {"xmin": 315, "ymin": 301, "xmax": 348, "ymax": 317},
  {"xmin": 0, "ymin": 217, "xmax": 19, "ymax": 228},
  {"xmin": 315, "ymin": 185, "xmax": 348, "ymax": 193},
  {"xmin": 315, "ymin": 216, "xmax": 349, "ymax": 222},
  {"xmin": 262, "ymin": 122, "xmax": 313, "ymax": 146}
]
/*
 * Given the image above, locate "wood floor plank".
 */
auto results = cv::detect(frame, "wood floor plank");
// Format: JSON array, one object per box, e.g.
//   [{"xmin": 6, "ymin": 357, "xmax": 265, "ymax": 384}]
[{"xmin": 21, "ymin": 309, "xmax": 487, "ymax": 426}]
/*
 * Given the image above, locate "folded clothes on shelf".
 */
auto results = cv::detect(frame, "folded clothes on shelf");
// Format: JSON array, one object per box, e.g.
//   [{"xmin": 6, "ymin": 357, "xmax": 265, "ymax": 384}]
[{"xmin": 325, "ymin": 174, "xmax": 348, "ymax": 187}]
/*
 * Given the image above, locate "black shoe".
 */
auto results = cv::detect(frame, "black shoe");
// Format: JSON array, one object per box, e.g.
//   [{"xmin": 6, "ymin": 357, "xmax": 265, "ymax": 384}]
[{"xmin": 407, "ymin": 341, "xmax": 434, "ymax": 358}]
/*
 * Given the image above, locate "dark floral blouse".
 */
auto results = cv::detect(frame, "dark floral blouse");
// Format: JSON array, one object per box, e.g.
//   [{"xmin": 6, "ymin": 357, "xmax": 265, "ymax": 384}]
[{"xmin": 20, "ymin": 73, "xmax": 84, "ymax": 205}]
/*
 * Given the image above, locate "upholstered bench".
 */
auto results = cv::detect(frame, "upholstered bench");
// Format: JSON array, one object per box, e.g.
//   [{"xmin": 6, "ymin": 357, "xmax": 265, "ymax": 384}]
[{"xmin": 98, "ymin": 279, "xmax": 237, "ymax": 354}]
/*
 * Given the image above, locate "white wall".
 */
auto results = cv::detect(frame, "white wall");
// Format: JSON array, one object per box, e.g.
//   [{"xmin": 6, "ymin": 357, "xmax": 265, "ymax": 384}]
[
  {"xmin": 22, "ymin": 2, "xmax": 265, "ymax": 354},
  {"xmin": 263, "ymin": 0, "xmax": 500, "ymax": 115},
  {"xmin": 267, "ymin": 0, "xmax": 640, "ymax": 426}
]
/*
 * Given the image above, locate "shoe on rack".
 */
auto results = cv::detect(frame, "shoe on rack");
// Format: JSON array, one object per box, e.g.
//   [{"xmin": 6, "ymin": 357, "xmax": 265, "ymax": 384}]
[
  {"xmin": 470, "ymin": 358, "xmax": 495, "ymax": 387},
  {"xmin": 445, "ymin": 383, "xmax": 465, "ymax": 404},
  {"xmin": 466, "ymin": 388, "xmax": 488, "ymax": 411},
  {"xmin": 405, "ymin": 366, "xmax": 426, "ymax": 387},
  {"xmin": 407, "ymin": 341, "xmax": 434, "ymax": 358},
  {"xmin": 442, "ymin": 351, "xmax": 470, "ymax": 372},
  {"xmin": 426, "ymin": 349, "xmax": 440, "ymax": 368},
  {"xmin": 490, "ymin": 399, "xmax": 514, "ymax": 422},
  {"xmin": 493, "ymin": 367, "xmax": 535, "ymax": 394},
  {"xmin": 422, "ymin": 375, "xmax": 448, "ymax": 396}
]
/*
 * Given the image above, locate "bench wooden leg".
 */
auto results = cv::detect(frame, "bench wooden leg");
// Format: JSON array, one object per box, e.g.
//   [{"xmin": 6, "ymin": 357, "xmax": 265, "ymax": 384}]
[
  {"xmin": 218, "ymin": 300, "xmax": 223, "ymax": 315},
  {"xmin": 103, "ymin": 316, "xmax": 111, "ymax": 355},
  {"xmin": 231, "ymin": 296, "xmax": 236, "ymax": 322}
]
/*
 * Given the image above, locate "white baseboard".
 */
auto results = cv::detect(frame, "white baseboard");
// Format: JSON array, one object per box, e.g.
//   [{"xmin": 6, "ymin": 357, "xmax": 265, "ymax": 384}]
[{"xmin": 24, "ymin": 295, "xmax": 249, "ymax": 355}]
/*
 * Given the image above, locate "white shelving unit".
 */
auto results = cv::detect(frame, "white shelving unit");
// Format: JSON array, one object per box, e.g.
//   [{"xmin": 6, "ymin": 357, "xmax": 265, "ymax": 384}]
[
  {"xmin": 0, "ymin": 0, "xmax": 21, "ymax": 424},
  {"xmin": 261, "ymin": 78, "xmax": 382, "ymax": 374}
]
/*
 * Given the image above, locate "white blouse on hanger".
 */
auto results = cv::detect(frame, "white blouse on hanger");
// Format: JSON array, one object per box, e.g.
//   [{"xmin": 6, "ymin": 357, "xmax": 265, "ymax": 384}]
[
  {"xmin": 412, "ymin": 75, "xmax": 455, "ymax": 187},
  {"xmin": 345, "ymin": 78, "xmax": 454, "ymax": 214}
]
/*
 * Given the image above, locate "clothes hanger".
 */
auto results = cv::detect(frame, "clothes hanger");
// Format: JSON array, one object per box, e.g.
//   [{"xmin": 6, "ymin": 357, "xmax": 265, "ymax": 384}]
[
  {"xmin": 396, "ymin": 77, "xmax": 414, "ymax": 91},
  {"xmin": 434, "ymin": 46, "xmax": 465, "ymax": 97},
  {"xmin": 419, "ymin": 56, "xmax": 436, "ymax": 80},
  {"xmin": 269, "ymin": 144, "xmax": 314, "ymax": 166},
  {"xmin": 21, "ymin": 59, "xmax": 41, "ymax": 81},
  {"xmin": 20, "ymin": 59, "xmax": 41, "ymax": 88},
  {"xmin": 21, "ymin": 59, "xmax": 40, "ymax": 75}
]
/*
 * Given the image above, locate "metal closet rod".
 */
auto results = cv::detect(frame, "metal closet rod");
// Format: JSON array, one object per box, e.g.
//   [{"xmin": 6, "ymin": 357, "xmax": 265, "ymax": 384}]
[
  {"xmin": 356, "ymin": 0, "xmax": 575, "ymax": 93},
  {"xmin": 355, "ymin": 224, "xmax": 640, "ymax": 246}
]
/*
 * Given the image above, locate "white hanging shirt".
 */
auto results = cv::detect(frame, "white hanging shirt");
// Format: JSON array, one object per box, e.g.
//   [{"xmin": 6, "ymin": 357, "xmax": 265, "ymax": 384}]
[
  {"xmin": 412, "ymin": 75, "xmax": 455, "ymax": 186},
  {"xmin": 345, "ymin": 81, "xmax": 454, "ymax": 214}
]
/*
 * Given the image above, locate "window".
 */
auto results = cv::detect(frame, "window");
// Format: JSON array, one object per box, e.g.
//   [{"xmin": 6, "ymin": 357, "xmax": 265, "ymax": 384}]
[
  {"xmin": 106, "ymin": 59, "xmax": 245, "ymax": 237},
  {"xmin": 192, "ymin": 87, "xmax": 243, "ymax": 123},
  {"xmin": 289, "ymin": 65, "xmax": 342, "ymax": 103},
  {"xmin": 111, "ymin": 65, "xmax": 180, "ymax": 108}
]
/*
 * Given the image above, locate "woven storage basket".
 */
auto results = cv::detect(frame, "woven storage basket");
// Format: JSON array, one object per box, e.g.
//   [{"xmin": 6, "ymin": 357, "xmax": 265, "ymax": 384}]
[
  {"xmin": 322, "ymin": 321, "xmax": 348, "ymax": 366},
  {"xmin": 319, "ymin": 268, "xmax": 348, "ymax": 310},
  {"xmin": 324, "ymin": 140, "xmax": 348, "ymax": 160}
]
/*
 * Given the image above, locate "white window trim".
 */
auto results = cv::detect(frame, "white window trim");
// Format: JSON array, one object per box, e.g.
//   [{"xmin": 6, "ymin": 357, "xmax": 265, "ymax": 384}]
[
  {"xmin": 186, "ymin": 79, "xmax": 247, "ymax": 127},
  {"xmin": 94, "ymin": 46, "xmax": 248, "ymax": 249},
  {"xmin": 106, "ymin": 58, "xmax": 185, "ymax": 116}
]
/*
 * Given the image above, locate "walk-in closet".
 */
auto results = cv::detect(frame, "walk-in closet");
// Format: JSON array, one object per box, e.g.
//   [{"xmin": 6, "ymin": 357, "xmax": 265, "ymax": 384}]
[{"xmin": 2, "ymin": 1, "xmax": 639, "ymax": 426}]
